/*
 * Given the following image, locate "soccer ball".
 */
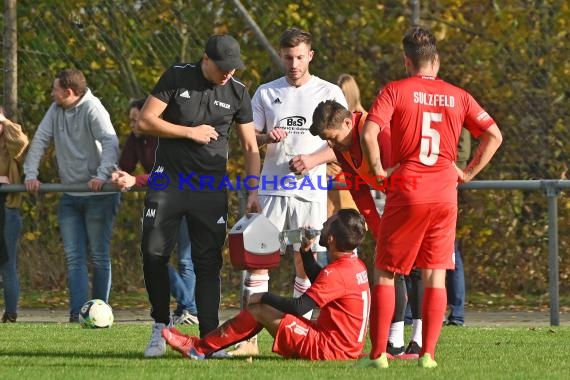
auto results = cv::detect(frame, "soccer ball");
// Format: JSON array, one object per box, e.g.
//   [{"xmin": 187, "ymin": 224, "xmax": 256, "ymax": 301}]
[{"xmin": 79, "ymin": 299, "xmax": 114, "ymax": 328}]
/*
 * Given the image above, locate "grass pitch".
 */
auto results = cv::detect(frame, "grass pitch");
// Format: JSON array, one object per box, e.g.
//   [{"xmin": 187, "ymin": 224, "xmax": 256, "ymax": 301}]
[{"xmin": 1, "ymin": 323, "xmax": 569, "ymax": 379}]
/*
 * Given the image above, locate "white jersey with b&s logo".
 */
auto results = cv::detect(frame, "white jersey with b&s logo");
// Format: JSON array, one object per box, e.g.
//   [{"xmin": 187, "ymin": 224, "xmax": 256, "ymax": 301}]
[{"xmin": 252, "ymin": 76, "xmax": 347, "ymax": 202}]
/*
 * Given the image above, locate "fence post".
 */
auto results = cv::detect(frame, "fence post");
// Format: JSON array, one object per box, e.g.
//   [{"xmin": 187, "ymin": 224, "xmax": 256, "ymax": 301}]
[
  {"xmin": 410, "ymin": 0, "xmax": 420, "ymax": 26},
  {"xmin": 543, "ymin": 180, "xmax": 560, "ymax": 326},
  {"xmin": 3, "ymin": 0, "xmax": 18, "ymax": 119}
]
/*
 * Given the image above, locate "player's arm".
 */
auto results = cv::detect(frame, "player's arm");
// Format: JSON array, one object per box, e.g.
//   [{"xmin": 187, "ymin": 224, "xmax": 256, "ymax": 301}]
[
  {"xmin": 258, "ymin": 292, "xmax": 317, "ymax": 317},
  {"xmin": 288, "ymin": 144, "xmax": 336, "ymax": 174},
  {"xmin": 299, "ymin": 245, "xmax": 322, "ymax": 283},
  {"xmin": 458, "ymin": 123, "xmax": 502, "ymax": 183},
  {"xmin": 236, "ymin": 121, "xmax": 261, "ymax": 213},
  {"xmin": 334, "ymin": 152, "xmax": 382, "ymax": 236},
  {"xmin": 137, "ymin": 96, "xmax": 218, "ymax": 144},
  {"xmin": 255, "ymin": 127, "xmax": 288, "ymax": 147},
  {"xmin": 361, "ymin": 119, "xmax": 387, "ymax": 182},
  {"xmin": 348, "ymin": 184, "xmax": 381, "ymax": 238},
  {"xmin": 456, "ymin": 128, "xmax": 471, "ymax": 170},
  {"xmin": 251, "ymin": 232, "xmax": 321, "ymax": 315},
  {"xmin": 298, "ymin": 226, "xmax": 324, "ymax": 284},
  {"xmin": 305, "ymin": 144, "xmax": 337, "ymax": 166}
]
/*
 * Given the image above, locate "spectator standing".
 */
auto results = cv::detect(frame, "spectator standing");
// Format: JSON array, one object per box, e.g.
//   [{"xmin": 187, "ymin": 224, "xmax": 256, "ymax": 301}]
[
  {"xmin": 0, "ymin": 109, "xmax": 29, "ymax": 323},
  {"xmin": 228, "ymin": 27, "xmax": 347, "ymax": 357},
  {"xmin": 135, "ymin": 34, "xmax": 260, "ymax": 357},
  {"xmin": 357, "ymin": 26, "xmax": 502, "ymax": 369},
  {"xmin": 23, "ymin": 68, "xmax": 120, "ymax": 322}
]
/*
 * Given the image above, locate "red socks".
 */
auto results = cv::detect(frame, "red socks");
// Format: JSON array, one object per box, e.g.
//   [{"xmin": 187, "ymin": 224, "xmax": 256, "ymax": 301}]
[
  {"xmin": 195, "ymin": 310, "xmax": 263, "ymax": 355},
  {"xmin": 369, "ymin": 284, "xmax": 395, "ymax": 359},
  {"xmin": 420, "ymin": 287, "xmax": 447, "ymax": 357}
]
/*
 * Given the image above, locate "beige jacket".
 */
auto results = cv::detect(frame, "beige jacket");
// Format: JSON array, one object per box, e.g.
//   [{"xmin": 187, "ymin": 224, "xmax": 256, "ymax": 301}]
[{"xmin": 0, "ymin": 119, "xmax": 29, "ymax": 208}]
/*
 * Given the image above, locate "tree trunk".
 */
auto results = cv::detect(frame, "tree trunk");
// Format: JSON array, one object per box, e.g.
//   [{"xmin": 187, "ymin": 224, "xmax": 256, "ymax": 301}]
[{"xmin": 3, "ymin": 0, "xmax": 17, "ymax": 120}]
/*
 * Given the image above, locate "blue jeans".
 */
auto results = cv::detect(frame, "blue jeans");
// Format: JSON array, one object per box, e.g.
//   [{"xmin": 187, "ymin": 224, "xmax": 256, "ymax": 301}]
[
  {"xmin": 2, "ymin": 208, "xmax": 22, "ymax": 314},
  {"xmin": 169, "ymin": 216, "xmax": 197, "ymax": 315},
  {"xmin": 58, "ymin": 193, "xmax": 120, "ymax": 316},
  {"xmin": 446, "ymin": 241, "xmax": 465, "ymax": 323}
]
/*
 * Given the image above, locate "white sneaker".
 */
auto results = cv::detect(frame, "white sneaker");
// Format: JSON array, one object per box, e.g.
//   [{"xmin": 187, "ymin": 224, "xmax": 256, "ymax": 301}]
[
  {"xmin": 173, "ymin": 310, "xmax": 199, "ymax": 325},
  {"xmin": 144, "ymin": 322, "xmax": 167, "ymax": 358}
]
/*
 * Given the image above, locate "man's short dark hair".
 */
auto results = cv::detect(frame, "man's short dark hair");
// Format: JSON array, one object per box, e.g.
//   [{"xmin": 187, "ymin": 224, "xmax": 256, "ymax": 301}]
[
  {"xmin": 402, "ymin": 26, "xmax": 438, "ymax": 68},
  {"xmin": 56, "ymin": 69, "xmax": 87, "ymax": 97},
  {"xmin": 329, "ymin": 209, "xmax": 366, "ymax": 251},
  {"xmin": 309, "ymin": 100, "xmax": 351, "ymax": 137},
  {"xmin": 279, "ymin": 27, "xmax": 312, "ymax": 49}
]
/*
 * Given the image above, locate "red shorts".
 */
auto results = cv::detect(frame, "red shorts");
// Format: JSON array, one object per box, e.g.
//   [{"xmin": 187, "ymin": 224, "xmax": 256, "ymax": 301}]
[
  {"xmin": 375, "ymin": 202, "xmax": 457, "ymax": 274},
  {"xmin": 272, "ymin": 314, "xmax": 360, "ymax": 360}
]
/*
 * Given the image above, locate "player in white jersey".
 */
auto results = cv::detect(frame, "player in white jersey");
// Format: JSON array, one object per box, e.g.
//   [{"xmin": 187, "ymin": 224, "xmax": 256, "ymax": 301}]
[{"xmin": 227, "ymin": 28, "xmax": 347, "ymax": 357}]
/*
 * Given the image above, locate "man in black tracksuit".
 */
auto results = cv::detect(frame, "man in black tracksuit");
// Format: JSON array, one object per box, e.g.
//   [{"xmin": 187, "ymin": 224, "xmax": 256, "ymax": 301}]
[{"xmin": 136, "ymin": 34, "xmax": 260, "ymax": 357}]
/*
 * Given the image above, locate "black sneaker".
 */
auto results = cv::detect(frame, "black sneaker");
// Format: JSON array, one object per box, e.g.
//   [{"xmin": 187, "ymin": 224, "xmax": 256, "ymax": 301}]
[
  {"xmin": 405, "ymin": 340, "xmax": 421, "ymax": 355},
  {"xmin": 69, "ymin": 314, "xmax": 80, "ymax": 323},
  {"xmin": 2, "ymin": 312, "xmax": 17, "ymax": 323},
  {"xmin": 445, "ymin": 320, "xmax": 465, "ymax": 326},
  {"xmin": 386, "ymin": 342, "xmax": 405, "ymax": 356}
]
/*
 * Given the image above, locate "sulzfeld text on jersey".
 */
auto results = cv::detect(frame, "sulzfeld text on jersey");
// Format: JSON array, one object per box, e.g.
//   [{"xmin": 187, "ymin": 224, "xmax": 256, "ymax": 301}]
[{"xmin": 413, "ymin": 91, "xmax": 455, "ymax": 107}]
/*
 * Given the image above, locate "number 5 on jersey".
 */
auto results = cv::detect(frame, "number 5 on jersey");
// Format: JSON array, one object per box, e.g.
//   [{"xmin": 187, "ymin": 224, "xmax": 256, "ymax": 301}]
[{"xmin": 419, "ymin": 112, "xmax": 442, "ymax": 166}]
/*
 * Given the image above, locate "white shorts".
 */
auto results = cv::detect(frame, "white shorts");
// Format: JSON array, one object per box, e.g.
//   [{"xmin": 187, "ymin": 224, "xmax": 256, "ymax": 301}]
[{"xmin": 259, "ymin": 195, "xmax": 327, "ymax": 252}]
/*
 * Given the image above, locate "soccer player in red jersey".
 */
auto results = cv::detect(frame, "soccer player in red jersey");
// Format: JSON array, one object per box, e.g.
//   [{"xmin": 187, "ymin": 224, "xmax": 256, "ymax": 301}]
[
  {"xmin": 309, "ymin": 99, "xmax": 391, "ymax": 238},
  {"xmin": 357, "ymin": 26, "xmax": 503, "ymax": 369},
  {"xmin": 162, "ymin": 208, "xmax": 371, "ymax": 361},
  {"xmin": 310, "ymin": 100, "xmax": 423, "ymax": 359}
]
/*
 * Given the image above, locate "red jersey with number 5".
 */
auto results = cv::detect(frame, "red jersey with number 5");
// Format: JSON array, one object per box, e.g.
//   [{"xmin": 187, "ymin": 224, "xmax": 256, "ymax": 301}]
[{"xmin": 367, "ymin": 75, "xmax": 496, "ymax": 206}]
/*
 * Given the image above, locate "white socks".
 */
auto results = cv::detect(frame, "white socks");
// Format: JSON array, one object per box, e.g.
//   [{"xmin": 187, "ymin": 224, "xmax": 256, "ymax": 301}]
[
  {"xmin": 242, "ymin": 272, "xmax": 270, "ymax": 343},
  {"xmin": 388, "ymin": 321, "xmax": 405, "ymax": 347},
  {"xmin": 244, "ymin": 272, "xmax": 269, "ymax": 295},
  {"xmin": 244, "ymin": 272, "xmax": 269, "ymax": 306},
  {"xmin": 387, "ymin": 320, "xmax": 422, "ymax": 347},
  {"xmin": 411, "ymin": 319, "xmax": 423, "ymax": 346}
]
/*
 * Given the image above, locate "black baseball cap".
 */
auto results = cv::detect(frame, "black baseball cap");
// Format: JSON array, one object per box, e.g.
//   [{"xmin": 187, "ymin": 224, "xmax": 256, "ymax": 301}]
[{"xmin": 205, "ymin": 35, "xmax": 245, "ymax": 71}]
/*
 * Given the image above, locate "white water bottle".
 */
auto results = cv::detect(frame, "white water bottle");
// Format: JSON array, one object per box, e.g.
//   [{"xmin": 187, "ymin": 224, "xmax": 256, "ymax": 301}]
[{"xmin": 278, "ymin": 228, "xmax": 321, "ymax": 254}]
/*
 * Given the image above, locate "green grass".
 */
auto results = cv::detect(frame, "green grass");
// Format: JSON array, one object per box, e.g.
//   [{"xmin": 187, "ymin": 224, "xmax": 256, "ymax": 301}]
[{"xmin": 1, "ymin": 323, "xmax": 569, "ymax": 380}]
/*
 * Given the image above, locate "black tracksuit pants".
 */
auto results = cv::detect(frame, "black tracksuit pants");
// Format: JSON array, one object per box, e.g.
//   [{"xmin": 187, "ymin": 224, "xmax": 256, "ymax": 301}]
[{"xmin": 141, "ymin": 189, "xmax": 227, "ymax": 337}]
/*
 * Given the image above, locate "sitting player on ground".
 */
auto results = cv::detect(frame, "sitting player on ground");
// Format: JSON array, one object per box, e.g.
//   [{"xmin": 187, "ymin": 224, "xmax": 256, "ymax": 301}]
[{"xmin": 162, "ymin": 208, "xmax": 370, "ymax": 360}]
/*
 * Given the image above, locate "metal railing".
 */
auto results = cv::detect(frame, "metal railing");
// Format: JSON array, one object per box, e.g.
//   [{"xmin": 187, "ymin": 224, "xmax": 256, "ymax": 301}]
[{"xmin": 2, "ymin": 179, "xmax": 569, "ymax": 326}]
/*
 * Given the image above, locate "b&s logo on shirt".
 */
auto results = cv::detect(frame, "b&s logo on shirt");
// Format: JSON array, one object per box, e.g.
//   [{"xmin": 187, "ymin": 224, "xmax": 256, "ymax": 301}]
[
  {"xmin": 278, "ymin": 116, "xmax": 306, "ymax": 127},
  {"xmin": 277, "ymin": 116, "xmax": 307, "ymax": 135}
]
